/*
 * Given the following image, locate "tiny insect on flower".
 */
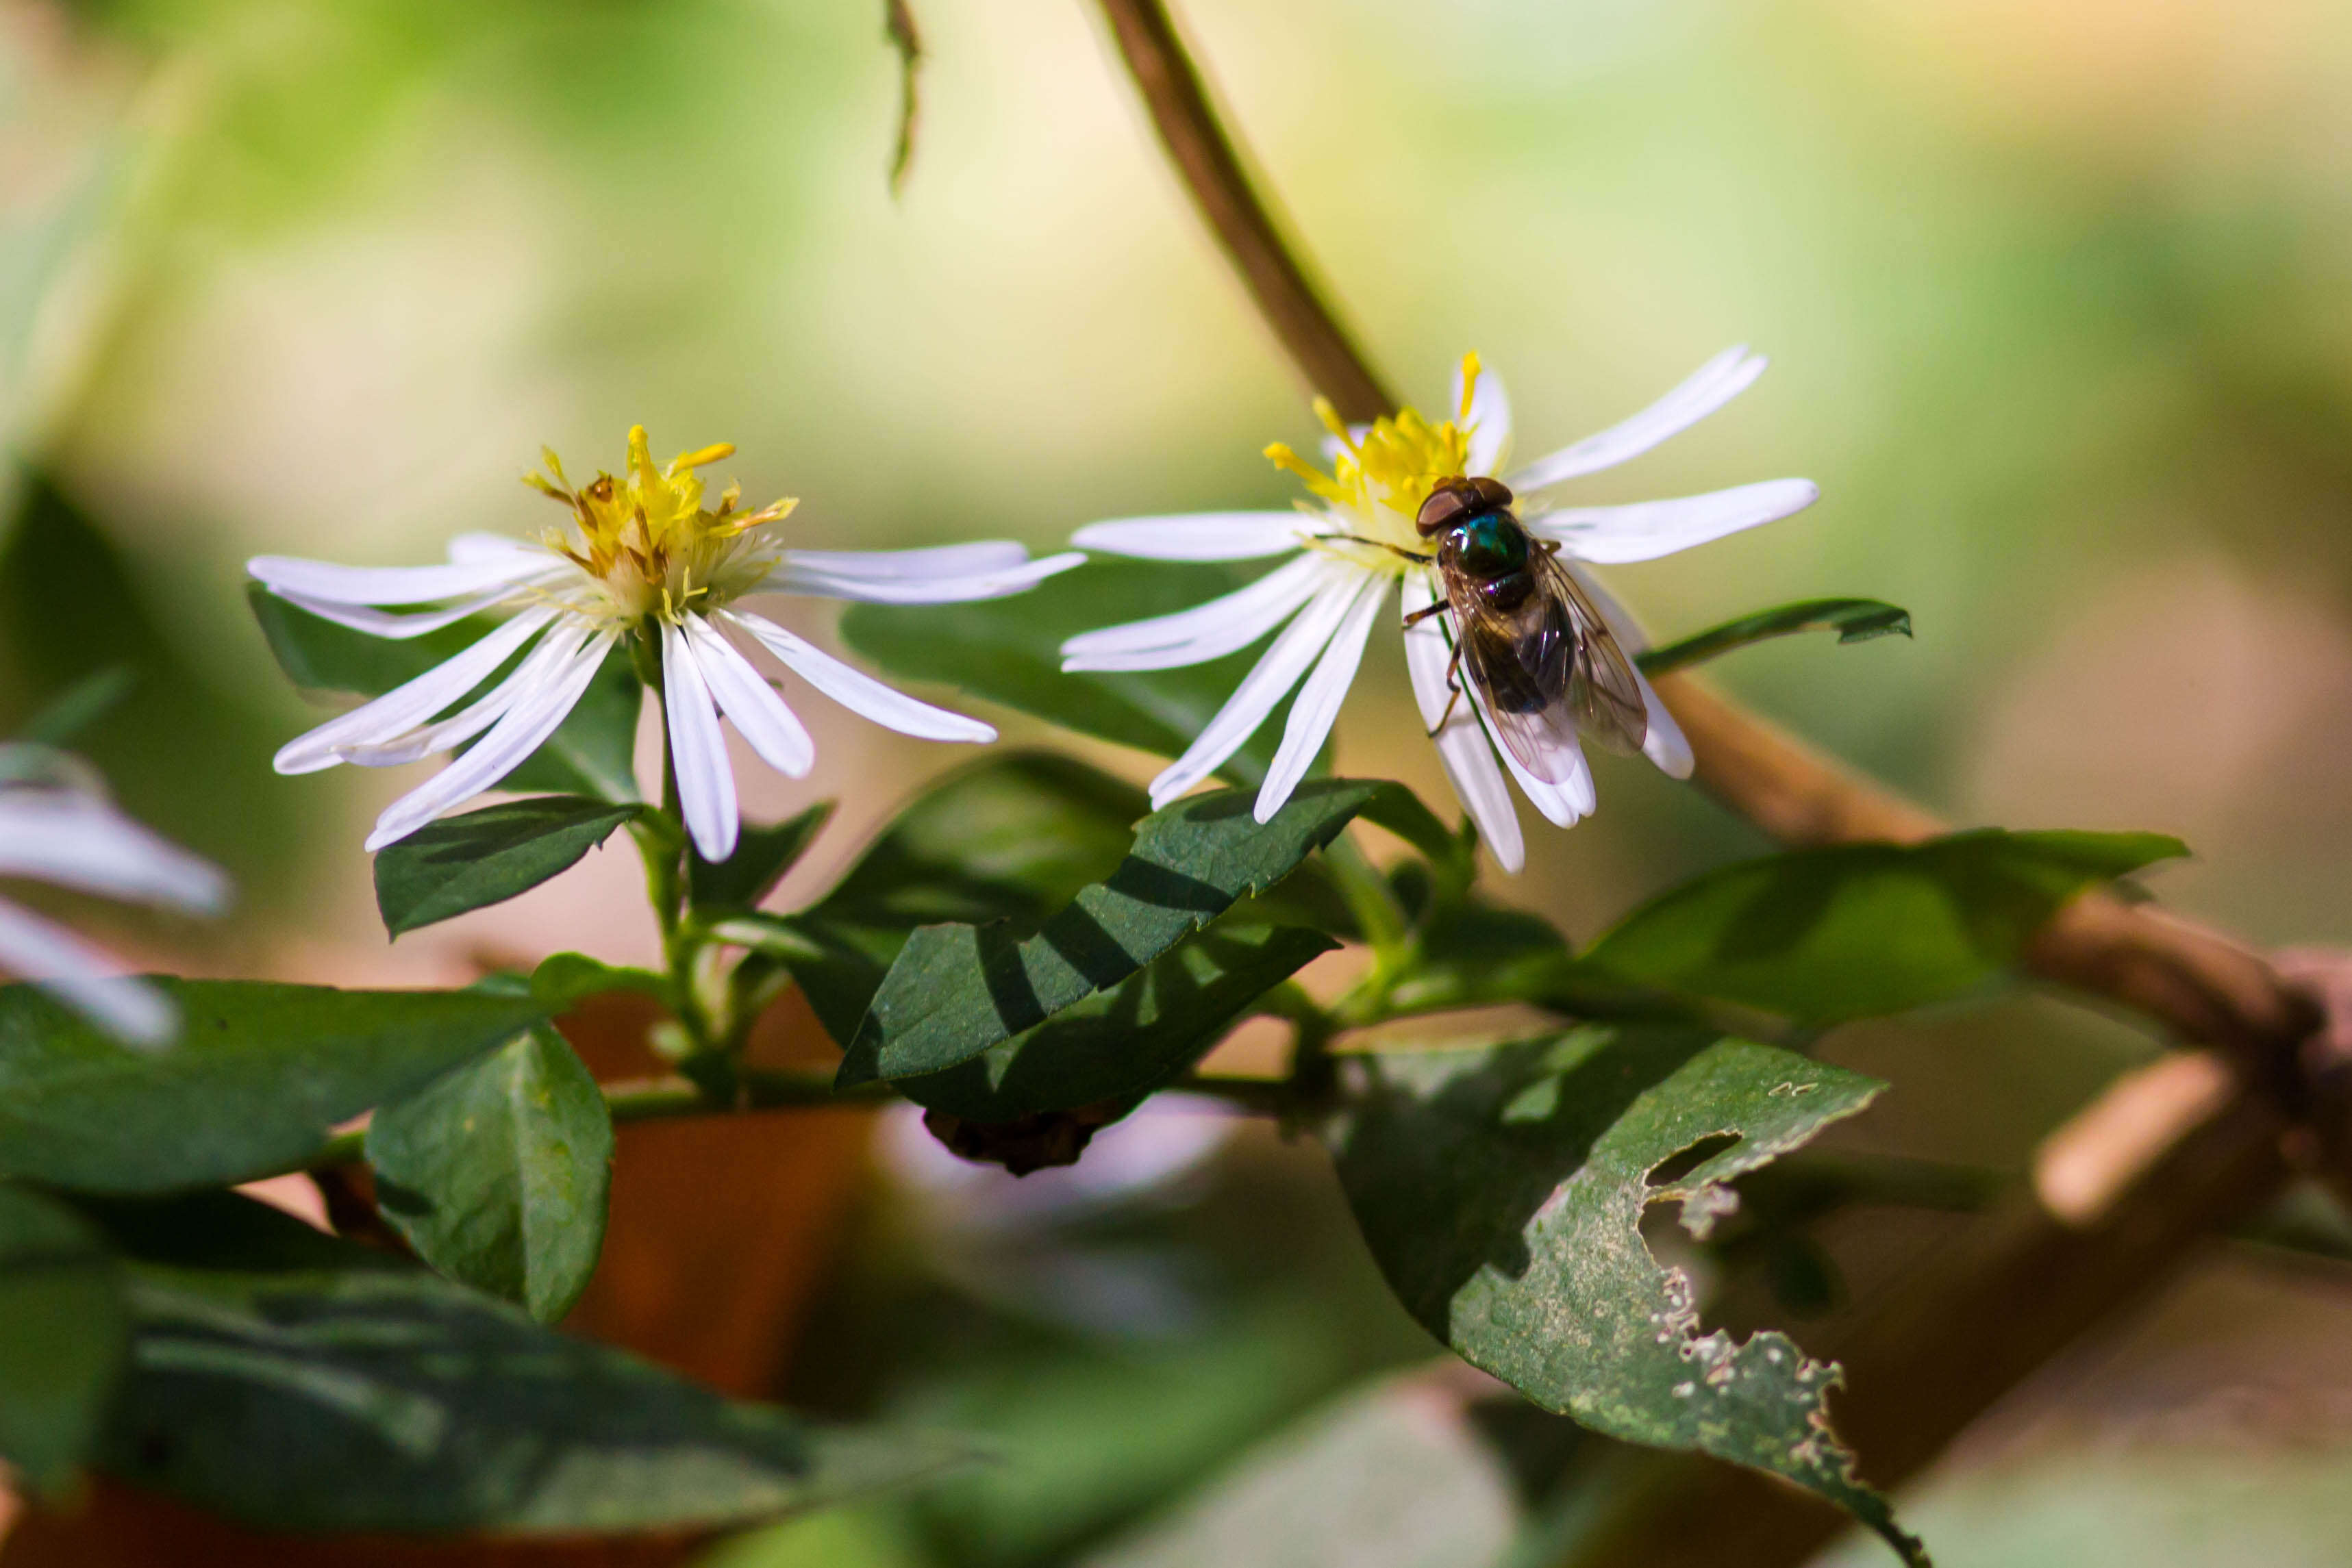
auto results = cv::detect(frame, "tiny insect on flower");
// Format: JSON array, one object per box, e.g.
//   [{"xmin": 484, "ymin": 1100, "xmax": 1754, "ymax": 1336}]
[
  {"xmin": 0, "ymin": 745, "xmax": 227, "ymax": 1044},
  {"xmin": 251, "ymin": 428, "xmax": 1082, "ymax": 861},
  {"xmin": 1060, "ymin": 350, "xmax": 1820, "ymax": 872}
]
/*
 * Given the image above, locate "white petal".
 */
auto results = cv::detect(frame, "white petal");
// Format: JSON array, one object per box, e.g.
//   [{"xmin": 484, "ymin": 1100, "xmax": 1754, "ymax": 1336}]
[
  {"xmin": 661, "ymin": 621, "xmax": 739, "ymax": 863},
  {"xmin": 364, "ymin": 631, "xmax": 614, "ymax": 851},
  {"xmin": 1401, "ymin": 574, "xmax": 1522, "ymax": 873},
  {"xmin": 1457, "ymin": 364, "xmax": 1514, "ymax": 479},
  {"xmin": 781, "ymin": 542, "xmax": 1033, "ymax": 579},
  {"xmin": 1060, "ymin": 553, "xmax": 1322, "ymax": 672},
  {"xmin": 1147, "ymin": 559, "xmax": 1362, "ymax": 809},
  {"xmin": 680, "ymin": 616, "xmax": 815, "ymax": 779},
  {"xmin": 1070, "ymin": 513, "xmax": 1309, "ymax": 563},
  {"xmin": 1526, "ymin": 478, "xmax": 1818, "ymax": 565},
  {"xmin": 447, "ymin": 532, "xmax": 551, "ymax": 565},
  {"xmin": 273, "ymin": 574, "xmax": 556, "ymax": 640},
  {"xmin": 273, "ymin": 607, "xmax": 560, "ymax": 774},
  {"xmin": 0, "ymin": 794, "xmax": 228, "ymax": 913},
  {"xmin": 1505, "ymin": 346, "xmax": 1767, "ymax": 492},
  {"xmin": 1634, "ymin": 668, "xmax": 1693, "ymax": 779},
  {"xmin": 766, "ymin": 551, "xmax": 1084, "ymax": 605},
  {"xmin": 335, "ymin": 621, "xmax": 592, "ymax": 768},
  {"xmin": 0, "ymin": 897, "xmax": 174, "ymax": 1045},
  {"xmin": 1254, "ymin": 572, "xmax": 1386, "ymax": 822},
  {"xmin": 723, "ymin": 611, "xmax": 995, "ymax": 744},
  {"xmin": 1493, "ymin": 720, "xmax": 1596, "ymax": 827},
  {"xmin": 246, "ymin": 553, "xmax": 555, "ymax": 607}
]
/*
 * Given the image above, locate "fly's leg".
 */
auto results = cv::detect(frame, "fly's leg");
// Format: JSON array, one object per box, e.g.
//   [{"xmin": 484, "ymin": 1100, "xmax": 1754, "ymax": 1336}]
[
  {"xmin": 1329, "ymin": 533, "xmax": 1434, "ymax": 564},
  {"xmin": 1401, "ymin": 600, "xmax": 1447, "ymax": 630},
  {"xmin": 1427, "ymin": 642, "xmax": 1466, "ymax": 736}
]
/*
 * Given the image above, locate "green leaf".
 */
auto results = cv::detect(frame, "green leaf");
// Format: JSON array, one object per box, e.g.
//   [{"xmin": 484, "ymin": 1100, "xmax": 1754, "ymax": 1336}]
[
  {"xmin": 0, "ymin": 1183, "xmax": 128, "ymax": 1495},
  {"xmin": 692, "ymin": 800, "xmax": 836, "ymax": 911},
  {"xmin": 0, "ymin": 981, "xmax": 545, "ymax": 1192},
  {"xmin": 1581, "ymin": 828, "xmax": 2189, "ymax": 1024},
  {"xmin": 840, "ymin": 558, "xmax": 1290, "ymax": 785},
  {"xmin": 366, "ymin": 1025, "xmax": 614, "ymax": 1322},
  {"xmin": 248, "ymin": 579, "xmax": 484, "ymax": 698},
  {"xmin": 247, "ymin": 585, "xmax": 644, "ymax": 805},
  {"xmin": 903, "ymin": 924, "xmax": 1336, "ymax": 1120},
  {"xmin": 79, "ymin": 1193, "xmax": 971, "ymax": 1534},
  {"xmin": 840, "ymin": 779, "xmax": 1409, "ymax": 1087},
  {"xmin": 1637, "ymin": 598, "xmax": 1913, "ymax": 679},
  {"xmin": 753, "ymin": 752, "xmax": 1148, "ymax": 1044},
  {"xmin": 531, "ymin": 950, "xmax": 675, "ymax": 1013},
  {"xmin": 373, "ymin": 796, "xmax": 642, "ymax": 937},
  {"xmin": 1322, "ymin": 1028, "xmax": 1920, "ymax": 1565}
]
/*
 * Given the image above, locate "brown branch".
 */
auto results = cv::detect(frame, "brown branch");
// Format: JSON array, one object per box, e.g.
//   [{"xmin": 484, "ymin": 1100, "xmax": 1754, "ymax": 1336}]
[
  {"xmin": 1092, "ymin": 0, "xmax": 1397, "ymax": 422},
  {"xmin": 1085, "ymin": 3, "xmax": 2345, "ymax": 1563}
]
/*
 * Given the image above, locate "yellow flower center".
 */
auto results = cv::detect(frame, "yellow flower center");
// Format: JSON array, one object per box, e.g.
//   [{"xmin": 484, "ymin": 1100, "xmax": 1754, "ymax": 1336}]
[
  {"xmin": 525, "ymin": 426, "xmax": 797, "ymax": 627},
  {"xmin": 1264, "ymin": 353, "xmax": 1488, "ymax": 573}
]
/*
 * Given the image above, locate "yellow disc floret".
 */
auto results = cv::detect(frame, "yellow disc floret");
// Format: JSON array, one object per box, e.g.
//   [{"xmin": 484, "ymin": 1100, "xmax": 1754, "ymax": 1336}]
[
  {"xmin": 524, "ymin": 426, "xmax": 797, "ymax": 628},
  {"xmin": 1265, "ymin": 353, "xmax": 1489, "ymax": 574}
]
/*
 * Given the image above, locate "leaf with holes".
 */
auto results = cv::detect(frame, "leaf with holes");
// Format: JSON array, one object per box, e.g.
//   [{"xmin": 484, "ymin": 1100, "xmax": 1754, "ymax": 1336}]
[
  {"xmin": 77, "ymin": 1192, "xmax": 972, "ymax": 1534},
  {"xmin": 1580, "ymin": 828, "xmax": 2188, "ymax": 1024},
  {"xmin": 839, "ymin": 779, "xmax": 1421, "ymax": 1088},
  {"xmin": 1322, "ymin": 1027, "xmax": 1920, "ymax": 1565},
  {"xmin": 366, "ymin": 1026, "xmax": 614, "ymax": 1322},
  {"xmin": 1636, "ymin": 598, "xmax": 1912, "ymax": 679},
  {"xmin": 373, "ymin": 796, "xmax": 642, "ymax": 937},
  {"xmin": 0, "ymin": 981, "xmax": 545, "ymax": 1193},
  {"xmin": 0, "ymin": 1183, "xmax": 128, "ymax": 1494}
]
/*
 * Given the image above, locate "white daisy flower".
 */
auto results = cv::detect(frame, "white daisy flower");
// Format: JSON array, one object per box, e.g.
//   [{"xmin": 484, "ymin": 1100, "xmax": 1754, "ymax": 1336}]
[
  {"xmin": 0, "ymin": 748, "xmax": 228, "ymax": 1044},
  {"xmin": 253, "ymin": 427, "xmax": 1081, "ymax": 862},
  {"xmin": 1060, "ymin": 350, "xmax": 1818, "ymax": 872}
]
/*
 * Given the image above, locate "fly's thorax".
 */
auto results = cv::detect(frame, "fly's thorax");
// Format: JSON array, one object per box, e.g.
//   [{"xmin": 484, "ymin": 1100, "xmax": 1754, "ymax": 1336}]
[{"xmin": 1445, "ymin": 511, "xmax": 1531, "ymax": 581}]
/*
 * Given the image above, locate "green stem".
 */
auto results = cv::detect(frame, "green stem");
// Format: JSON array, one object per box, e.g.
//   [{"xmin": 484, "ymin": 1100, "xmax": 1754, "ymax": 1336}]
[{"xmin": 298, "ymin": 1067, "xmax": 1299, "ymax": 1173}]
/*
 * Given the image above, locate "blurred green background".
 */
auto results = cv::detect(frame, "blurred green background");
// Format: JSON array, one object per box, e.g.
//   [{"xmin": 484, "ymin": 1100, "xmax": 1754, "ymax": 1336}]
[{"xmin": 5, "ymin": 0, "xmax": 2352, "ymax": 1562}]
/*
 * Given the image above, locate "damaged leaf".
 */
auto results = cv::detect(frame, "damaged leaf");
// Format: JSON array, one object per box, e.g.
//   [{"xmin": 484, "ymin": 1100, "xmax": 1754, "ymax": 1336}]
[{"xmin": 1322, "ymin": 1027, "xmax": 1923, "ymax": 1565}]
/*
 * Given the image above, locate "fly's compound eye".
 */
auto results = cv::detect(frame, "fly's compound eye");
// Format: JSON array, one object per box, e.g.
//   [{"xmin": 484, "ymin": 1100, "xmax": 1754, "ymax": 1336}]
[
  {"xmin": 1416, "ymin": 479, "xmax": 1480, "ymax": 536},
  {"xmin": 1466, "ymin": 476, "xmax": 1515, "ymax": 512}
]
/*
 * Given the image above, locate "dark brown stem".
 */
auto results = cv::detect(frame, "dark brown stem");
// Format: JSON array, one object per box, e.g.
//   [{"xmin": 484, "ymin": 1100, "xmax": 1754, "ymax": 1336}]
[{"xmin": 1092, "ymin": 0, "xmax": 1397, "ymax": 422}]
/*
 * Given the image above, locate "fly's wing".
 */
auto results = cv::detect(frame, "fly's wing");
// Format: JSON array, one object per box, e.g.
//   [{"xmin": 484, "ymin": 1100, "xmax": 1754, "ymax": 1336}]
[
  {"xmin": 1546, "ymin": 552, "xmax": 1650, "ymax": 757},
  {"xmin": 1440, "ymin": 551, "xmax": 1647, "ymax": 782}
]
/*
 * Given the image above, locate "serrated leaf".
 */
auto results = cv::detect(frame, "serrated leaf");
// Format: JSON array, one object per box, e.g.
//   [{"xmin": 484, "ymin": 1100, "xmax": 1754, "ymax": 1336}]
[
  {"xmin": 751, "ymin": 753, "xmax": 1147, "ymax": 1045},
  {"xmin": 365, "ymin": 1026, "xmax": 614, "ymax": 1322},
  {"xmin": 373, "ymin": 796, "xmax": 642, "ymax": 937},
  {"xmin": 1636, "ymin": 598, "xmax": 1913, "ymax": 678},
  {"xmin": 247, "ymin": 585, "xmax": 643, "ymax": 805},
  {"xmin": 840, "ymin": 779, "xmax": 1411, "ymax": 1087},
  {"xmin": 903, "ymin": 924, "xmax": 1336, "ymax": 1120},
  {"xmin": 691, "ymin": 800, "xmax": 836, "ymax": 911},
  {"xmin": 0, "ymin": 981, "xmax": 545, "ymax": 1192},
  {"xmin": 76, "ymin": 1192, "xmax": 971, "ymax": 1534},
  {"xmin": 0, "ymin": 1183, "xmax": 128, "ymax": 1494},
  {"xmin": 1322, "ymin": 1028, "xmax": 1920, "ymax": 1565},
  {"xmin": 1581, "ymin": 828, "xmax": 2189, "ymax": 1024},
  {"xmin": 840, "ymin": 558, "xmax": 1292, "ymax": 786}
]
